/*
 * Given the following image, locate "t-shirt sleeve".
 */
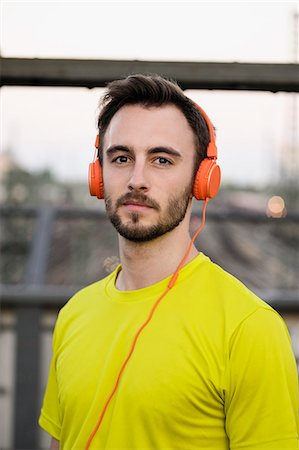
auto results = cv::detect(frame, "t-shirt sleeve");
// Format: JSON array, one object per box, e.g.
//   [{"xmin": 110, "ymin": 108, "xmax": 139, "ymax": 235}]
[
  {"xmin": 38, "ymin": 320, "xmax": 62, "ymax": 441},
  {"xmin": 224, "ymin": 307, "xmax": 299, "ymax": 450}
]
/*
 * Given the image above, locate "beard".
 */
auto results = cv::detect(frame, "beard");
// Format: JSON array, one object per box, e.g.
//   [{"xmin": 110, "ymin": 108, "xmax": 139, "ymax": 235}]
[{"xmin": 105, "ymin": 184, "xmax": 192, "ymax": 243}]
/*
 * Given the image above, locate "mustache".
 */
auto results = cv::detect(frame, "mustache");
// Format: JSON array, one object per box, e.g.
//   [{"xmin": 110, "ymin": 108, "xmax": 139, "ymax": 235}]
[{"xmin": 116, "ymin": 192, "xmax": 160, "ymax": 210}]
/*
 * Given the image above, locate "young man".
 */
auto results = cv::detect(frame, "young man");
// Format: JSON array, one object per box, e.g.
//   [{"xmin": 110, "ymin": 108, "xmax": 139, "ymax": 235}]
[{"xmin": 39, "ymin": 75, "xmax": 299, "ymax": 450}]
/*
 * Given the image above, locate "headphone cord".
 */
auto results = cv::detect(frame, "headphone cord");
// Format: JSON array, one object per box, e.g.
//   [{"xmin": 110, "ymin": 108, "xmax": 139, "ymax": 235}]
[{"xmin": 85, "ymin": 198, "xmax": 209, "ymax": 449}]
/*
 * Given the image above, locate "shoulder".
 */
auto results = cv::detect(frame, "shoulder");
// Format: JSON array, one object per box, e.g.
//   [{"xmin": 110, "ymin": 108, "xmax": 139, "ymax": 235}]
[
  {"xmin": 230, "ymin": 307, "xmax": 292, "ymax": 354},
  {"xmin": 54, "ymin": 267, "xmax": 119, "ymax": 332},
  {"xmin": 200, "ymin": 255, "xmax": 274, "ymax": 312},
  {"xmin": 187, "ymin": 254, "xmax": 282, "ymax": 339},
  {"xmin": 201, "ymin": 256, "xmax": 267, "ymax": 305},
  {"xmin": 204, "ymin": 259, "xmax": 295, "ymax": 360}
]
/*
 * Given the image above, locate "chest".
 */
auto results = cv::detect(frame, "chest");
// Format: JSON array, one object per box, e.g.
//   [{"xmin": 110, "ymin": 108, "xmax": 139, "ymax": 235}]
[{"xmin": 56, "ymin": 304, "xmax": 226, "ymax": 424}]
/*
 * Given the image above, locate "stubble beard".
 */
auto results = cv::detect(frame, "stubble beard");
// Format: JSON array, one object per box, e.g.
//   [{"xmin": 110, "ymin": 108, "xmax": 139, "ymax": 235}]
[{"xmin": 105, "ymin": 184, "xmax": 192, "ymax": 243}]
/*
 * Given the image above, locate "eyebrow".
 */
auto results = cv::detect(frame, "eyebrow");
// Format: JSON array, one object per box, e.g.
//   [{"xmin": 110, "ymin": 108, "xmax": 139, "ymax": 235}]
[
  {"xmin": 106, "ymin": 145, "xmax": 182, "ymax": 158},
  {"xmin": 147, "ymin": 146, "xmax": 182, "ymax": 158},
  {"xmin": 106, "ymin": 145, "xmax": 130, "ymax": 157}
]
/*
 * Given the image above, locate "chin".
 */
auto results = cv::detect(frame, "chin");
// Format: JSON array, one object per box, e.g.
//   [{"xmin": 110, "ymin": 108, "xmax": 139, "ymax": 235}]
[{"xmin": 117, "ymin": 218, "xmax": 186, "ymax": 243}]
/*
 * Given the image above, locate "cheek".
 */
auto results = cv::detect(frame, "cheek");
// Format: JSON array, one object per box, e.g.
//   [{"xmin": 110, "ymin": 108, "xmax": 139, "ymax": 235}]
[
  {"xmin": 160, "ymin": 170, "xmax": 192, "ymax": 193},
  {"xmin": 103, "ymin": 167, "xmax": 121, "ymax": 192},
  {"xmin": 102, "ymin": 170, "xmax": 110, "ymax": 190}
]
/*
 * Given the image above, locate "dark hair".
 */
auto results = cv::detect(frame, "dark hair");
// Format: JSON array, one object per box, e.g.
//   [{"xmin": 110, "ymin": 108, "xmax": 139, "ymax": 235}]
[{"xmin": 97, "ymin": 74, "xmax": 211, "ymax": 174}]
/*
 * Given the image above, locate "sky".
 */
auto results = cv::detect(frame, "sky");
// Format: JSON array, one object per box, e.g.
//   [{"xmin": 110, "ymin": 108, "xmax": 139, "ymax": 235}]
[{"xmin": 1, "ymin": 1, "xmax": 298, "ymax": 186}]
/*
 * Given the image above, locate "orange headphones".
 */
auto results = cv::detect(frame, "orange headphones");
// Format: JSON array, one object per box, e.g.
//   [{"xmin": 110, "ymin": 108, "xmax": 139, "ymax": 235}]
[{"xmin": 88, "ymin": 102, "xmax": 221, "ymax": 201}]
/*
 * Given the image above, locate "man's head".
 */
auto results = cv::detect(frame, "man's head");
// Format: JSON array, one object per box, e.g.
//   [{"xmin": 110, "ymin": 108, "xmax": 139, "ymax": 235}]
[
  {"xmin": 97, "ymin": 74, "xmax": 210, "ymax": 177},
  {"xmin": 96, "ymin": 74, "xmax": 212, "ymax": 243}
]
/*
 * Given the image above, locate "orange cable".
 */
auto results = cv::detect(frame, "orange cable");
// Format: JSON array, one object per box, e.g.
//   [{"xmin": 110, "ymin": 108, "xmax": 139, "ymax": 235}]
[{"xmin": 85, "ymin": 198, "xmax": 209, "ymax": 449}]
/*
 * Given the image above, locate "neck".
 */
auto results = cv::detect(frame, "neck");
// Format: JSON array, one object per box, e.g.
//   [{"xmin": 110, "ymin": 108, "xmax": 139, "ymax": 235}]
[{"xmin": 115, "ymin": 216, "xmax": 198, "ymax": 291}]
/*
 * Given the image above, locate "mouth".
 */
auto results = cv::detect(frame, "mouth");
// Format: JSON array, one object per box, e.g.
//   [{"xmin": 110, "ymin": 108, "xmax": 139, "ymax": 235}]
[
  {"xmin": 115, "ymin": 193, "xmax": 160, "ymax": 212},
  {"xmin": 122, "ymin": 202, "xmax": 153, "ymax": 212}
]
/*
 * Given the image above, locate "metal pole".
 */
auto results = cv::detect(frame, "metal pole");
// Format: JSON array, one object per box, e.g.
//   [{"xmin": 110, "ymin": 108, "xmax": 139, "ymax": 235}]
[{"xmin": 13, "ymin": 208, "xmax": 55, "ymax": 449}]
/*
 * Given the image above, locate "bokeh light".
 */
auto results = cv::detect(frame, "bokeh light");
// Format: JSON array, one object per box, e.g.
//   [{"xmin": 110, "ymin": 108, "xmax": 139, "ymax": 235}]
[{"xmin": 266, "ymin": 196, "xmax": 287, "ymax": 218}]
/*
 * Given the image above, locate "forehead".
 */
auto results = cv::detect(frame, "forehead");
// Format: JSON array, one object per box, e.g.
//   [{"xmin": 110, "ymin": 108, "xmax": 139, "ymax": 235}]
[{"xmin": 102, "ymin": 104, "xmax": 196, "ymax": 153}]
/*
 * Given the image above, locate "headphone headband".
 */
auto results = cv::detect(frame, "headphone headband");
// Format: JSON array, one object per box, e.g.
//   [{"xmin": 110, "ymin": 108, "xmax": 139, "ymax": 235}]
[{"xmin": 192, "ymin": 101, "xmax": 217, "ymax": 160}]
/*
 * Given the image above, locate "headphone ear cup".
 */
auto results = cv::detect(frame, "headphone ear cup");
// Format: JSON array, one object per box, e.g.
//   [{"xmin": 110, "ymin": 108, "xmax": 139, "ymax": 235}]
[
  {"xmin": 89, "ymin": 160, "xmax": 104, "ymax": 199},
  {"xmin": 193, "ymin": 159, "xmax": 221, "ymax": 200}
]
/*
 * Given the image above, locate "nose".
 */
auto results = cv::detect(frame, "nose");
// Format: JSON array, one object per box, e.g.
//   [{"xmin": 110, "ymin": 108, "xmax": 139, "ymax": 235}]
[{"xmin": 128, "ymin": 160, "xmax": 150, "ymax": 192}]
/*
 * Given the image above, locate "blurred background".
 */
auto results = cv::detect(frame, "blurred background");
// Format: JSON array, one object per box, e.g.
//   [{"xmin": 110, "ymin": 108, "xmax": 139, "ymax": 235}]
[{"xmin": 1, "ymin": 1, "xmax": 299, "ymax": 449}]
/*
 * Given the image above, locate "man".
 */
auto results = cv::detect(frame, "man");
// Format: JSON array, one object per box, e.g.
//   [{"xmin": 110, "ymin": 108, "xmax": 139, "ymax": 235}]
[{"xmin": 39, "ymin": 74, "xmax": 299, "ymax": 449}]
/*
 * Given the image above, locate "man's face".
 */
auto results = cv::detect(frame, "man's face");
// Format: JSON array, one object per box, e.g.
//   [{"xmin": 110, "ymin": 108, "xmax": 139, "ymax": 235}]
[{"xmin": 102, "ymin": 104, "xmax": 197, "ymax": 242}]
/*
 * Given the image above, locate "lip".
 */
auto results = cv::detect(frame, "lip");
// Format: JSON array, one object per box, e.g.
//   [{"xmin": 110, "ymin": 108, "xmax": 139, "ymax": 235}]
[{"xmin": 122, "ymin": 202, "xmax": 153, "ymax": 211}]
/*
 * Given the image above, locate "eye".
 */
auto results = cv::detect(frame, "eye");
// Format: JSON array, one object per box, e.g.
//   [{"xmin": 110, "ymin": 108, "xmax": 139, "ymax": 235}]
[
  {"xmin": 112, "ymin": 155, "xmax": 129, "ymax": 164},
  {"xmin": 155, "ymin": 157, "xmax": 172, "ymax": 165}
]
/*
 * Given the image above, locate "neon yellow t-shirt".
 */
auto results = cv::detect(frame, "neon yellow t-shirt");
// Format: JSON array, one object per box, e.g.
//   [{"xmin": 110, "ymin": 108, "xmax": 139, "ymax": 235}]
[{"xmin": 39, "ymin": 253, "xmax": 299, "ymax": 449}]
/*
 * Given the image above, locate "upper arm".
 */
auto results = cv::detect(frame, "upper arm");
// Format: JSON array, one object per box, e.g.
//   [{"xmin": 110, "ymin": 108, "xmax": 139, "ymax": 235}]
[
  {"xmin": 225, "ymin": 308, "xmax": 299, "ymax": 448},
  {"xmin": 39, "ymin": 317, "xmax": 62, "ymax": 440},
  {"xmin": 50, "ymin": 437, "xmax": 59, "ymax": 450}
]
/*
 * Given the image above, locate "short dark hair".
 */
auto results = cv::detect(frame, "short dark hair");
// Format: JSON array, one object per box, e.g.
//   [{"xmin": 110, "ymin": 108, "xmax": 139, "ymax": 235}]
[{"xmin": 97, "ymin": 74, "xmax": 211, "ymax": 174}]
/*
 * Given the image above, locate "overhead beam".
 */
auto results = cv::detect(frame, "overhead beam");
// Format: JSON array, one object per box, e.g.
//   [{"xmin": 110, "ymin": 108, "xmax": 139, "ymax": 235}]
[{"xmin": 1, "ymin": 57, "xmax": 299, "ymax": 92}]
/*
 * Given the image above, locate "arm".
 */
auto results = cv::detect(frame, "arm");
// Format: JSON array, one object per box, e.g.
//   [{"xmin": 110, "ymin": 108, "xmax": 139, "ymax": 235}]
[
  {"xmin": 50, "ymin": 437, "xmax": 59, "ymax": 450},
  {"xmin": 225, "ymin": 308, "xmax": 299, "ymax": 449},
  {"xmin": 39, "ymin": 316, "xmax": 62, "ymax": 446}
]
